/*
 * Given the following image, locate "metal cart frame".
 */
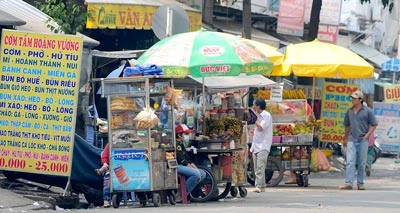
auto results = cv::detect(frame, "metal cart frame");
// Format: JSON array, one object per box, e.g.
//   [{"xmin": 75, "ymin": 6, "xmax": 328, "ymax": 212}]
[{"xmin": 96, "ymin": 76, "xmax": 178, "ymax": 208}]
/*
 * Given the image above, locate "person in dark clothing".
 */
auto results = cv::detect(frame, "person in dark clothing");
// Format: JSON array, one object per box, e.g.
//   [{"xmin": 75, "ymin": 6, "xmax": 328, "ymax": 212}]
[{"xmin": 175, "ymin": 124, "xmax": 206, "ymax": 196}]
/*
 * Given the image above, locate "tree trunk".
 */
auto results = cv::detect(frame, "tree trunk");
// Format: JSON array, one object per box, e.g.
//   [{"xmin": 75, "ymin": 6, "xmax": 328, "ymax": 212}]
[
  {"xmin": 307, "ymin": 0, "xmax": 322, "ymax": 41},
  {"xmin": 242, "ymin": 0, "xmax": 251, "ymax": 39},
  {"xmin": 203, "ymin": 0, "xmax": 214, "ymax": 25}
]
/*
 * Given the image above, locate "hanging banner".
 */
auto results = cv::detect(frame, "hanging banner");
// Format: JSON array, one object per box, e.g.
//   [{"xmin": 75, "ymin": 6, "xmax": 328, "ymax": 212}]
[
  {"xmin": 0, "ymin": 29, "xmax": 82, "ymax": 176},
  {"xmin": 86, "ymin": 3, "xmax": 202, "ymax": 32},
  {"xmin": 320, "ymin": 82, "xmax": 359, "ymax": 143},
  {"xmin": 304, "ymin": 0, "xmax": 342, "ymax": 25},
  {"xmin": 317, "ymin": 24, "xmax": 339, "ymax": 44},
  {"xmin": 277, "ymin": 0, "xmax": 305, "ymax": 36},
  {"xmin": 383, "ymin": 85, "xmax": 400, "ymax": 102},
  {"xmin": 373, "ymin": 102, "xmax": 400, "ymax": 153}
]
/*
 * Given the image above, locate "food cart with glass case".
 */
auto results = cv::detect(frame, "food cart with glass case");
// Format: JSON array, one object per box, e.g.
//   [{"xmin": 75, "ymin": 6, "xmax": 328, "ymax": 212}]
[{"xmin": 96, "ymin": 76, "xmax": 178, "ymax": 208}]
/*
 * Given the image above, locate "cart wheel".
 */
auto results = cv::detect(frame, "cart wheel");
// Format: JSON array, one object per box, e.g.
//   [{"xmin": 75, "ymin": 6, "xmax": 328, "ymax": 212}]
[
  {"xmin": 190, "ymin": 166, "xmax": 218, "ymax": 203},
  {"xmin": 303, "ymin": 174, "xmax": 309, "ymax": 187},
  {"xmin": 239, "ymin": 187, "xmax": 247, "ymax": 198},
  {"xmin": 230, "ymin": 186, "xmax": 238, "ymax": 197},
  {"xmin": 168, "ymin": 191, "xmax": 176, "ymax": 205},
  {"xmin": 112, "ymin": 194, "xmax": 120, "ymax": 209},
  {"xmin": 152, "ymin": 193, "xmax": 161, "ymax": 207},
  {"xmin": 296, "ymin": 173, "xmax": 304, "ymax": 187},
  {"xmin": 265, "ymin": 156, "xmax": 284, "ymax": 187},
  {"xmin": 213, "ymin": 181, "xmax": 232, "ymax": 201}
]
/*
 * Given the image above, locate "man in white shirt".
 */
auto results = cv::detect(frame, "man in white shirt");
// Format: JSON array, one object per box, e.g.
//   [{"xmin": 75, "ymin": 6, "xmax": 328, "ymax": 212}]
[{"xmin": 250, "ymin": 98, "xmax": 273, "ymax": 193}]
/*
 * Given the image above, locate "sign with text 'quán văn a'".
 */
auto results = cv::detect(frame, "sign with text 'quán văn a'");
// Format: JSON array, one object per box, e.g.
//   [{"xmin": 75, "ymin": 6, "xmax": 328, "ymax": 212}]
[{"xmin": 0, "ymin": 29, "xmax": 83, "ymax": 176}]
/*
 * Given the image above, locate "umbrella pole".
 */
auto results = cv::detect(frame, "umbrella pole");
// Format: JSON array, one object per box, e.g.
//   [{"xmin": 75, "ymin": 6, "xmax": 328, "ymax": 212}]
[
  {"xmin": 311, "ymin": 76, "xmax": 315, "ymax": 112},
  {"xmin": 393, "ymin": 72, "xmax": 396, "ymax": 84},
  {"xmin": 202, "ymin": 77, "xmax": 206, "ymax": 115}
]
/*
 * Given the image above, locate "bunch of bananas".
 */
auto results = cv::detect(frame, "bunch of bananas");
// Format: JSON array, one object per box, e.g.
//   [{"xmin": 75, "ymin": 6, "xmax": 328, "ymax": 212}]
[
  {"xmin": 207, "ymin": 119, "xmax": 225, "ymax": 135},
  {"xmin": 223, "ymin": 117, "xmax": 242, "ymax": 138},
  {"xmin": 253, "ymin": 90, "xmax": 270, "ymax": 100},
  {"xmin": 282, "ymin": 89, "xmax": 307, "ymax": 99}
]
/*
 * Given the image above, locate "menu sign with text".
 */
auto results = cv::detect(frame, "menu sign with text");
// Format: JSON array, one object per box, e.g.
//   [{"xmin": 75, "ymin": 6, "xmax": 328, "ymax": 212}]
[
  {"xmin": 0, "ymin": 30, "xmax": 83, "ymax": 176},
  {"xmin": 320, "ymin": 82, "xmax": 359, "ymax": 143}
]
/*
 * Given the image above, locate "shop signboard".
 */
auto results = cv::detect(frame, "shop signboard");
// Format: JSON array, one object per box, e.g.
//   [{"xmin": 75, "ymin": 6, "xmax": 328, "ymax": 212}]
[
  {"xmin": 373, "ymin": 102, "xmax": 400, "ymax": 153},
  {"xmin": 383, "ymin": 85, "xmax": 400, "ymax": 103},
  {"xmin": 111, "ymin": 148, "xmax": 150, "ymax": 190},
  {"xmin": 86, "ymin": 3, "xmax": 202, "ymax": 32},
  {"xmin": 277, "ymin": 0, "xmax": 305, "ymax": 37},
  {"xmin": 320, "ymin": 82, "xmax": 359, "ymax": 143},
  {"xmin": 270, "ymin": 83, "xmax": 283, "ymax": 102},
  {"xmin": 0, "ymin": 29, "xmax": 83, "ymax": 176},
  {"xmin": 317, "ymin": 24, "xmax": 339, "ymax": 44}
]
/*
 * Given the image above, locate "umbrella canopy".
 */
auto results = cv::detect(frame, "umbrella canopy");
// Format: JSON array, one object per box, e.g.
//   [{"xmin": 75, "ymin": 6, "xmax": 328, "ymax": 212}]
[
  {"xmin": 137, "ymin": 30, "xmax": 274, "ymax": 77},
  {"xmin": 282, "ymin": 39, "xmax": 374, "ymax": 78},
  {"xmin": 381, "ymin": 57, "xmax": 400, "ymax": 72}
]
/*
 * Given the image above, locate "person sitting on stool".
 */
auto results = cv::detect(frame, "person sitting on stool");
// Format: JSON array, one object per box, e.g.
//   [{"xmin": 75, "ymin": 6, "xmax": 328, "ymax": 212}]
[{"xmin": 175, "ymin": 124, "xmax": 206, "ymax": 200}]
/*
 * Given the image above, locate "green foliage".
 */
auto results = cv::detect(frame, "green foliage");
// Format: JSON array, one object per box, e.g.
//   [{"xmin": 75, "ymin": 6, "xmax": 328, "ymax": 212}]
[
  {"xmin": 35, "ymin": 0, "xmax": 87, "ymax": 34},
  {"xmin": 361, "ymin": 0, "xmax": 394, "ymax": 12}
]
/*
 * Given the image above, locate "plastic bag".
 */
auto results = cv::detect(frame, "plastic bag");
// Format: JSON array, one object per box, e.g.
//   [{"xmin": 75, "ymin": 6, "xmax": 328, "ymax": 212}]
[
  {"xmin": 310, "ymin": 148, "xmax": 331, "ymax": 172},
  {"xmin": 134, "ymin": 107, "xmax": 159, "ymax": 129}
]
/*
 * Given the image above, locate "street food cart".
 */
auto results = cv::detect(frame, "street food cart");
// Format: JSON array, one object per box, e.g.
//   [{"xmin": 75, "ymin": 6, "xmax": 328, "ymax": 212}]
[{"xmin": 96, "ymin": 76, "xmax": 178, "ymax": 208}]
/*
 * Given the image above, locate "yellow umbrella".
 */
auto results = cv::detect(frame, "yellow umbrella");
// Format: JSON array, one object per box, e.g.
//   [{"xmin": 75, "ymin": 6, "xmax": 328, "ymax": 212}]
[
  {"xmin": 282, "ymin": 39, "xmax": 374, "ymax": 78},
  {"xmin": 241, "ymin": 39, "xmax": 289, "ymax": 76}
]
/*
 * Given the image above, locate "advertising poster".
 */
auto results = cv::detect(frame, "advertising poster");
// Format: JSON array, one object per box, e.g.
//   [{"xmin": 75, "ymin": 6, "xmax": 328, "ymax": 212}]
[
  {"xmin": 320, "ymin": 82, "xmax": 359, "ymax": 143},
  {"xmin": 373, "ymin": 102, "xmax": 400, "ymax": 152},
  {"xmin": 383, "ymin": 85, "xmax": 400, "ymax": 103},
  {"xmin": 277, "ymin": 0, "xmax": 305, "ymax": 36},
  {"xmin": 0, "ymin": 30, "xmax": 83, "ymax": 176},
  {"xmin": 111, "ymin": 149, "xmax": 150, "ymax": 191}
]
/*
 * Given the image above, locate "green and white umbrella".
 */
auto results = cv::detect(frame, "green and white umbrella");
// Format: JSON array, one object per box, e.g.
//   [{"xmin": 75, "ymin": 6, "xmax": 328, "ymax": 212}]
[{"xmin": 138, "ymin": 30, "xmax": 274, "ymax": 77}]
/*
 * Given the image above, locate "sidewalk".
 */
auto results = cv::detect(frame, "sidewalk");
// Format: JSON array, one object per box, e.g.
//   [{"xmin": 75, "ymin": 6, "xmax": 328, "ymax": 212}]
[{"xmin": 0, "ymin": 187, "xmax": 43, "ymax": 212}]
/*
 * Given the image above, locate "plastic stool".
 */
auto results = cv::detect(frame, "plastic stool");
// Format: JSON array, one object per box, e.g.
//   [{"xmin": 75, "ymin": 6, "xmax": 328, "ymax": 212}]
[{"xmin": 178, "ymin": 174, "xmax": 188, "ymax": 204}]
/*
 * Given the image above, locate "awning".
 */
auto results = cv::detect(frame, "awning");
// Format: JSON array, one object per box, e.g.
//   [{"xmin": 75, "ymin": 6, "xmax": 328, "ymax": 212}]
[
  {"xmin": 0, "ymin": 10, "xmax": 26, "ymax": 26},
  {"xmin": 350, "ymin": 42, "xmax": 390, "ymax": 68},
  {"xmin": 85, "ymin": 0, "xmax": 202, "ymax": 31},
  {"xmin": 175, "ymin": 74, "xmax": 276, "ymax": 92},
  {"xmin": 0, "ymin": 0, "xmax": 100, "ymax": 48}
]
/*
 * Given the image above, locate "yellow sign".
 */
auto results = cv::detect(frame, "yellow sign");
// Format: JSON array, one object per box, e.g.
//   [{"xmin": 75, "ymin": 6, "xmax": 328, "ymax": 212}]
[
  {"xmin": 86, "ymin": 4, "xmax": 202, "ymax": 32},
  {"xmin": 320, "ymin": 82, "xmax": 359, "ymax": 143},
  {"xmin": 383, "ymin": 85, "xmax": 400, "ymax": 103},
  {"xmin": 0, "ymin": 30, "xmax": 83, "ymax": 176}
]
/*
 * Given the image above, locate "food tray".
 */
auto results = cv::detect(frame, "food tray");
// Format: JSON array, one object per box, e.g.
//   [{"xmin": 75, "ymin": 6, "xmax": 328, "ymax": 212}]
[
  {"xmin": 297, "ymin": 134, "xmax": 313, "ymax": 143},
  {"xmin": 281, "ymin": 135, "xmax": 298, "ymax": 143},
  {"xmin": 272, "ymin": 136, "xmax": 281, "ymax": 143}
]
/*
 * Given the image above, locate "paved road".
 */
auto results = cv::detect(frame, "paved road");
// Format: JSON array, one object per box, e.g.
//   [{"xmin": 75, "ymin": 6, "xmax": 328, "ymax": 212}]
[{"xmin": 1, "ymin": 156, "xmax": 399, "ymax": 213}]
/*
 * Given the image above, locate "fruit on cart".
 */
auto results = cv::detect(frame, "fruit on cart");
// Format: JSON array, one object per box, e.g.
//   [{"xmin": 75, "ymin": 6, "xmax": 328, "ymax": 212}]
[
  {"xmin": 273, "ymin": 124, "xmax": 296, "ymax": 136},
  {"xmin": 223, "ymin": 117, "xmax": 242, "ymax": 138},
  {"xmin": 253, "ymin": 89, "xmax": 270, "ymax": 100},
  {"xmin": 206, "ymin": 119, "xmax": 225, "ymax": 135},
  {"xmin": 293, "ymin": 123, "xmax": 313, "ymax": 134}
]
